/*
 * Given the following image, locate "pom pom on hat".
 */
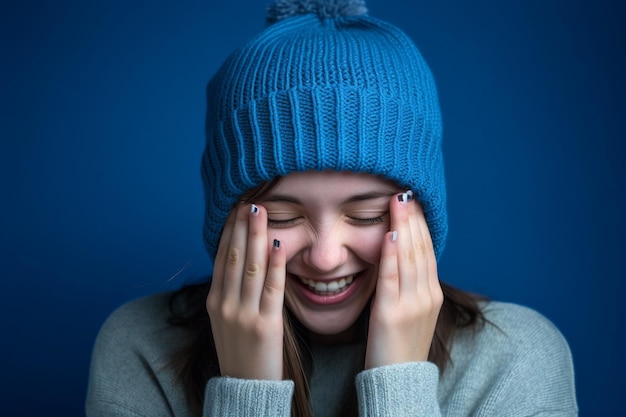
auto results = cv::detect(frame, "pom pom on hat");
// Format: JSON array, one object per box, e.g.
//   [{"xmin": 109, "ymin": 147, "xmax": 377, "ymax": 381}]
[{"xmin": 267, "ymin": 0, "xmax": 368, "ymax": 23}]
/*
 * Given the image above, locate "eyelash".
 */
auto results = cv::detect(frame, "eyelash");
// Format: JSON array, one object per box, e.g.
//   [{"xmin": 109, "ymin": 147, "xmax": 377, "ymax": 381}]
[
  {"xmin": 267, "ymin": 215, "xmax": 387, "ymax": 228},
  {"xmin": 267, "ymin": 218, "xmax": 302, "ymax": 228},
  {"xmin": 348, "ymin": 215, "xmax": 386, "ymax": 225}
]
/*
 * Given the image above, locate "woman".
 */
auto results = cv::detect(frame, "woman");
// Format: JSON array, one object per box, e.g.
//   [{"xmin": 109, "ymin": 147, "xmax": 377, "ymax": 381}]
[{"xmin": 86, "ymin": 1, "xmax": 577, "ymax": 416}]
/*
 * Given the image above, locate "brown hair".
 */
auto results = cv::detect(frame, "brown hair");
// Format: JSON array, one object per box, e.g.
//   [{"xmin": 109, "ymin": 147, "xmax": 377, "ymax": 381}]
[{"xmin": 168, "ymin": 180, "xmax": 486, "ymax": 417}]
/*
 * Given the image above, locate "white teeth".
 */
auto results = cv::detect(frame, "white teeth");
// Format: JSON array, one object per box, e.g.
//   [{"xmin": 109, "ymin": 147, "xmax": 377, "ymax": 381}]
[
  {"xmin": 327, "ymin": 281, "xmax": 339, "ymax": 291},
  {"xmin": 298, "ymin": 275, "xmax": 355, "ymax": 294}
]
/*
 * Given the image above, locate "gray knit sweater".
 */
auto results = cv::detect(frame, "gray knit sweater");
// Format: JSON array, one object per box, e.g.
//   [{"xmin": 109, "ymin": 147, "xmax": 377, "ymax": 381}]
[{"xmin": 86, "ymin": 292, "xmax": 577, "ymax": 416}]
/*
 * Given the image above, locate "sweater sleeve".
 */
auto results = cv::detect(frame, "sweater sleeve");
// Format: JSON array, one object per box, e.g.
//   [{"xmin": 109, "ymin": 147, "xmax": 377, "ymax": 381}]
[
  {"xmin": 203, "ymin": 377, "xmax": 294, "ymax": 417},
  {"xmin": 355, "ymin": 362, "xmax": 441, "ymax": 417}
]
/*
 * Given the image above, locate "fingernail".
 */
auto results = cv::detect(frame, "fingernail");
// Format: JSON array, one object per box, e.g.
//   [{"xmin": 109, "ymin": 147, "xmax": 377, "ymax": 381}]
[
  {"xmin": 391, "ymin": 230, "xmax": 398, "ymax": 242},
  {"xmin": 397, "ymin": 190, "xmax": 413, "ymax": 204},
  {"xmin": 250, "ymin": 204, "xmax": 259, "ymax": 216},
  {"xmin": 273, "ymin": 239, "xmax": 280, "ymax": 248}
]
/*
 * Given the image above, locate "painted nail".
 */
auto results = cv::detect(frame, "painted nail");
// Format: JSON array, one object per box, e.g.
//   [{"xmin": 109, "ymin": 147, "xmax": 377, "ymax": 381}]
[
  {"xmin": 273, "ymin": 239, "xmax": 280, "ymax": 248},
  {"xmin": 250, "ymin": 204, "xmax": 259, "ymax": 215},
  {"xmin": 397, "ymin": 190, "xmax": 413, "ymax": 204},
  {"xmin": 391, "ymin": 230, "xmax": 398, "ymax": 242}
]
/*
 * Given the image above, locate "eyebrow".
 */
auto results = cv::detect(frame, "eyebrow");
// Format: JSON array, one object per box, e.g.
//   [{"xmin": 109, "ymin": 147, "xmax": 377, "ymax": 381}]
[
  {"xmin": 262, "ymin": 191, "xmax": 395, "ymax": 205},
  {"xmin": 344, "ymin": 191, "xmax": 396, "ymax": 203}
]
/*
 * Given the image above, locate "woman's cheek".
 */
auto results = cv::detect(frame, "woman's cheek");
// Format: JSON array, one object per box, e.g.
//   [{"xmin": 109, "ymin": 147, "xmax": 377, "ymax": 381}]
[{"xmin": 351, "ymin": 226, "xmax": 387, "ymax": 264}]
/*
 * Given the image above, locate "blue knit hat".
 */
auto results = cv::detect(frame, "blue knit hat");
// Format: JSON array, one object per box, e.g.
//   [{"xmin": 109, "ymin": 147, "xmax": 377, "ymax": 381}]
[{"xmin": 202, "ymin": 0, "xmax": 447, "ymax": 261}]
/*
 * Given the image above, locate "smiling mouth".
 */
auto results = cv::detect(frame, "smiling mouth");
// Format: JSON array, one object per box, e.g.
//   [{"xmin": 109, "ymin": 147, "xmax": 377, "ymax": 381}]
[{"xmin": 297, "ymin": 275, "xmax": 355, "ymax": 295}]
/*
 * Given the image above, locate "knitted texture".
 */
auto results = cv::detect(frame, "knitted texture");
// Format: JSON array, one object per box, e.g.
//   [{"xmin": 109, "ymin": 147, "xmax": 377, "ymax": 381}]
[
  {"xmin": 87, "ymin": 295, "xmax": 578, "ymax": 416},
  {"xmin": 201, "ymin": 5, "xmax": 446, "ymax": 262}
]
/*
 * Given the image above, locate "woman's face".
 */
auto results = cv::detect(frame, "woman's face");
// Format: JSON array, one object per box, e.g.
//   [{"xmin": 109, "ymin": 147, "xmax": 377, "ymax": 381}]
[{"xmin": 258, "ymin": 170, "xmax": 401, "ymax": 338}]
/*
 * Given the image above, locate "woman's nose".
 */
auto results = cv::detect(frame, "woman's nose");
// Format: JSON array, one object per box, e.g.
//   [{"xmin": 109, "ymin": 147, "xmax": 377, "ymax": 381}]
[{"xmin": 303, "ymin": 228, "xmax": 349, "ymax": 273}]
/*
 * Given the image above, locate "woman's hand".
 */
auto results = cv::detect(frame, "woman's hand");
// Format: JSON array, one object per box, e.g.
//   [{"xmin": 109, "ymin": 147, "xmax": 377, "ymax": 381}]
[
  {"xmin": 206, "ymin": 203, "xmax": 286, "ymax": 380},
  {"xmin": 365, "ymin": 191, "xmax": 443, "ymax": 369}
]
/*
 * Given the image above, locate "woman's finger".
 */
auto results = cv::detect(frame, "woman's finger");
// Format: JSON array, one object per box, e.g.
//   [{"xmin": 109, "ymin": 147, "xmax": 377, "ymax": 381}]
[
  {"xmin": 259, "ymin": 237, "xmax": 287, "ymax": 316},
  {"xmin": 414, "ymin": 203, "xmax": 440, "ymax": 293},
  {"xmin": 208, "ymin": 209, "xmax": 236, "ymax": 305},
  {"xmin": 392, "ymin": 191, "xmax": 423, "ymax": 297},
  {"xmin": 240, "ymin": 204, "xmax": 270, "ymax": 308},
  {"xmin": 374, "ymin": 229, "xmax": 401, "ymax": 309},
  {"xmin": 220, "ymin": 203, "xmax": 250, "ymax": 302}
]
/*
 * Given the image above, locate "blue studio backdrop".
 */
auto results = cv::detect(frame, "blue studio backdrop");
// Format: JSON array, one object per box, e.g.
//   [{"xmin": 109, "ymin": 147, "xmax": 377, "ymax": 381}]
[{"xmin": 2, "ymin": 0, "xmax": 624, "ymax": 415}]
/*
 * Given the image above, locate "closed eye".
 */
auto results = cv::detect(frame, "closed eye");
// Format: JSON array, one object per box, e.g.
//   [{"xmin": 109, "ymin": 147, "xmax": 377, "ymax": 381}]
[
  {"xmin": 347, "ymin": 214, "xmax": 388, "ymax": 225},
  {"xmin": 267, "ymin": 217, "xmax": 302, "ymax": 228}
]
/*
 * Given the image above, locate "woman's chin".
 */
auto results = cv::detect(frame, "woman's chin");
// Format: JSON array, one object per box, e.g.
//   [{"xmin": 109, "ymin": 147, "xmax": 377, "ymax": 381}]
[{"xmin": 285, "ymin": 300, "xmax": 369, "ymax": 342}]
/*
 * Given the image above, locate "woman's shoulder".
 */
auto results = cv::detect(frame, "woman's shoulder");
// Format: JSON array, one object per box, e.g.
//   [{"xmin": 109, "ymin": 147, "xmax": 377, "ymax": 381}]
[
  {"xmin": 91, "ymin": 291, "xmax": 188, "ymax": 364},
  {"xmin": 478, "ymin": 301, "xmax": 570, "ymax": 351},
  {"xmin": 448, "ymin": 300, "xmax": 575, "ymax": 379},
  {"xmin": 98, "ymin": 292, "xmax": 174, "ymax": 336},
  {"xmin": 87, "ymin": 291, "xmax": 192, "ymax": 415},
  {"xmin": 439, "ymin": 301, "xmax": 577, "ymax": 414}
]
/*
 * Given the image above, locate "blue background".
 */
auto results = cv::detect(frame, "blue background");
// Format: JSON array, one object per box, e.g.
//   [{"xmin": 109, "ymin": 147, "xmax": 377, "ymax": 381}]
[{"xmin": 2, "ymin": 0, "xmax": 624, "ymax": 415}]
